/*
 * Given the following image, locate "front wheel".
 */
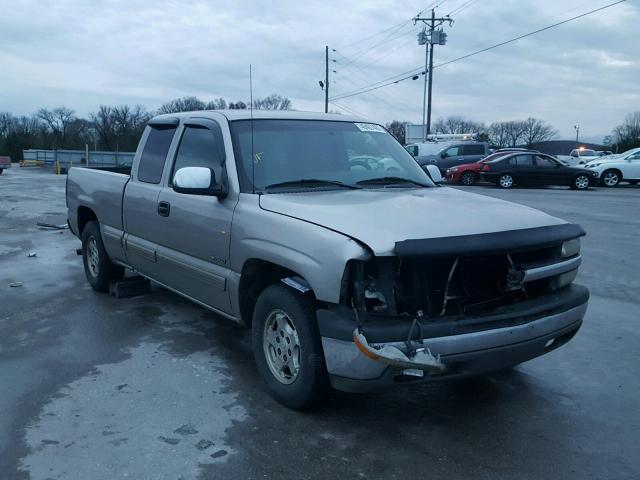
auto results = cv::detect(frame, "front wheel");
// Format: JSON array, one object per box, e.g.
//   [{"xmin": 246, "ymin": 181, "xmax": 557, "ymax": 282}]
[
  {"xmin": 601, "ymin": 169, "xmax": 621, "ymax": 187},
  {"xmin": 497, "ymin": 174, "xmax": 514, "ymax": 189},
  {"xmin": 81, "ymin": 221, "xmax": 124, "ymax": 291},
  {"xmin": 252, "ymin": 284, "xmax": 329, "ymax": 409},
  {"xmin": 572, "ymin": 174, "xmax": 590, "ymax": 190},
  {"xmin": 460, "ymin": 171, "xmax": 476, "ymax": 186}
]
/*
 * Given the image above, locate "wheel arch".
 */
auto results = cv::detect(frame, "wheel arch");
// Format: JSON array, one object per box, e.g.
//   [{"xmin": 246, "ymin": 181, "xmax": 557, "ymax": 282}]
[
  {"xmin": 77, "ymin": 206, "xmax": 98, "ymax": 236},
  {"xmin": 237, "ymin": 259, "xmax": 315, "ymax": 328}
]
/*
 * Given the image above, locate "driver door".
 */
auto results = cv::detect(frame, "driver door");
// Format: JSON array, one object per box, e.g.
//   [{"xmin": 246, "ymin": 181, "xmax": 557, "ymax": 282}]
[
  {"xmin": 153, "ymin": 118, "xmax": 235, "ymax": 313},
  {"xmin": 439, "ymin": 145, "xmax": 463, "ymax": 170},
  {"xmin": 533, "ymin": 155, "xmax": 564, "ymax": 185}
]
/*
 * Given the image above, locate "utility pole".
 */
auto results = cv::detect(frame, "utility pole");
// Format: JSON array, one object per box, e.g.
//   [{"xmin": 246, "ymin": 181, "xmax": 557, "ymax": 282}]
[
  {"xmin": 574, "ymin": 124, "xmax": 580, "ymax": 142},
  {"xmin": 414, "ymin": 10, "xmax": 453, "ymax": 139},
  {"xmin": 324, "ymin": 45, "xmax": 329, "ymax": 113}
]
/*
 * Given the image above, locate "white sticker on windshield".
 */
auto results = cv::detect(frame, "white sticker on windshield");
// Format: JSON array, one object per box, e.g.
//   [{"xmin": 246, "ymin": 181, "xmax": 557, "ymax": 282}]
[{"xmin": 354, "ymin": 123, "xmax": 386, "ymax": 133}]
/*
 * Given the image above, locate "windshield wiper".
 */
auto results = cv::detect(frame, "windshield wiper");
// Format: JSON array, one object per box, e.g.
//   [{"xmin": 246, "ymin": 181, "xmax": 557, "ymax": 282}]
[
  {"xmin": 263, "ymin": 179, "xmax": 361, "ymax": 191},
  {"xmin": 356, "ymin": 176, "xmax": 430, "ymax": 188}
]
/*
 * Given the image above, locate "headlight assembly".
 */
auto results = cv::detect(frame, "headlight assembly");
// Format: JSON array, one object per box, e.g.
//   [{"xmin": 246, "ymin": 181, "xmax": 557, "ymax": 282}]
[{"xmin": 561, "ymin": 238, "xmax": 580, "ymax": 258}]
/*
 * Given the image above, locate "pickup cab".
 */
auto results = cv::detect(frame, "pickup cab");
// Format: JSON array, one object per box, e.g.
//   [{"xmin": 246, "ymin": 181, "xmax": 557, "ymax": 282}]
[{"xmin": 67, "ymin": 111, "xmax": 589, "ymax": 409}]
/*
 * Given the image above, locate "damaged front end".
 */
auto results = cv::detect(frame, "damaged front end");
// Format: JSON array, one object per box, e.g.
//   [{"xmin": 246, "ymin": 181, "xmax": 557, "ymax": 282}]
[{"xmin": 330, "ymin": 224, "xmax": 586, "ymax": 380}]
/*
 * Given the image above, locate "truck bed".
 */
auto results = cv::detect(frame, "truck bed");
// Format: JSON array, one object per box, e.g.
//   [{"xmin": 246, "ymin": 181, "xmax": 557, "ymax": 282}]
[{"xmin": 66, "ymin": 167, "xmax": 130, "ymax": 234}]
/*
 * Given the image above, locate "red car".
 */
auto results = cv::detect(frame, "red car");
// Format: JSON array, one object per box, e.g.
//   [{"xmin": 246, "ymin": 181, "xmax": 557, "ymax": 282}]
[
  {"xmin": 0, "ymin": 156, "xmax": 11, "ymax": 174},
  {"xmin": 444, "ymin": 149, "xmax": 536, "ymax": 185}
]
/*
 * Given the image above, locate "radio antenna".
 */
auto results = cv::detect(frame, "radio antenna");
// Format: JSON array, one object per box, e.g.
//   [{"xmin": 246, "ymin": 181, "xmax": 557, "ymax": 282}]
[{"xmin": 250, "ymin": 64, "xmax": 256, "ymax": 194}]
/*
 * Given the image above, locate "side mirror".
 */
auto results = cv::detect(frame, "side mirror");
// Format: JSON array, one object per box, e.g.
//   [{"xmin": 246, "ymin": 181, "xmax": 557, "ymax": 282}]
[
  {"xmin": 173, "ymin": 167, "xmax": 227, "ymax": 197},
  {"xmin": 425, "ymin": 164, "xmax": 443, "ymax": 184}
]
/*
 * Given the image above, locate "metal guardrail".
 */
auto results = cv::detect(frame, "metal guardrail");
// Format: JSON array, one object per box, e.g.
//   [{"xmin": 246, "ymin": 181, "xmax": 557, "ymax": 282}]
[{"xmin": 22, "ymin": 149, "xmax": 135, "ymax": 168}]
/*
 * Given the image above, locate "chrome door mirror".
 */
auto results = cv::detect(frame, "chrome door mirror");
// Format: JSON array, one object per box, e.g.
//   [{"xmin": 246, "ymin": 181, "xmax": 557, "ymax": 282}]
[
  {"xmin": 425, "ymin": 164, "xmax": 443, "ymax": 184},
  {"xmin": 173, "ymin": 167, "xmax": 227, "ymax": 197}
]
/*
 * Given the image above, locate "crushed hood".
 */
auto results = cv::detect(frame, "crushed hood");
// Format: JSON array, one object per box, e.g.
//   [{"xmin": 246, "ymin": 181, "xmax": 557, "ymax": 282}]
[{"xmin": 259, "ymin": 187, "xmax": 566, "ymax": 255}]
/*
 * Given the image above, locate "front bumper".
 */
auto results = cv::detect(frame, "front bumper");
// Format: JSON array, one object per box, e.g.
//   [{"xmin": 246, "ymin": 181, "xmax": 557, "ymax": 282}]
[{"xmin": 318, "ymin": 284, "xmax": 588, "ymax": 392}]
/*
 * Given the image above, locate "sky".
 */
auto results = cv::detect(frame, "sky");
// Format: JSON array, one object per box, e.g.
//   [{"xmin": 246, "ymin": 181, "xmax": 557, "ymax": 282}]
[{"xmin": 0, "ymin": 0, "xmax": 638, "ymax": 143}]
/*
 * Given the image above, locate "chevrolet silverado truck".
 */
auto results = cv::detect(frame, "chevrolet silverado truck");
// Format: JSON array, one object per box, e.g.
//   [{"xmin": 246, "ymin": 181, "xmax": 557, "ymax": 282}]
[{"xmin": 66, "ymin": 111, "xmax": 589, "ymax": 409}]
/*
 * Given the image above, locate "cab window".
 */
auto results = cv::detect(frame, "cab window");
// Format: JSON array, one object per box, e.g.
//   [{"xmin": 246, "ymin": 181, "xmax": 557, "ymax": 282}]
[
  {"xmin": 171, "ymin": 123, "xmax": 225, "ymax": 184},
  {"xmin": 444, "ymin": 146, "xmax": 460, "ymax": 156},
  {"xmin": 138, "ymin": 126, "xmax": 177, "ymax": 184}
]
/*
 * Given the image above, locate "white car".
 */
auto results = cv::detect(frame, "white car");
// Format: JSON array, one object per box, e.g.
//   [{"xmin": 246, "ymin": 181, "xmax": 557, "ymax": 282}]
[{"xmin": 584, "ymin": 148, "xmax": 640, "ymax": 187}]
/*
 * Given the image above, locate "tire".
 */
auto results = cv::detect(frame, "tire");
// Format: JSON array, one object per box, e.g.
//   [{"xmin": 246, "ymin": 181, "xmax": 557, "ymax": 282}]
[
  {"xmin": 572, "ymin": 174, "xmax": 590, "ymax": 190},
  {"xmin": 252, "ymin": 284, "xmax": 329, "ymax": 409},
  {"xmin": 0, "ymin": 168, "xmax": 4, "ymax": 174},
  {"xmin": 460, "ymin": 171, "xmax": 476, "ymax": 186},
  {"xmin": 601, "ymin": 169, "xmax": 621, "ymax": 187},
  {"xmin": 81, "ymin": 221, "xmax": 124, "ymax": 291},
  {"xmin": 629, "ymin": 180, "xmax": 638, "ymax": 186},
  {"xmin": 497, "ymin": 173, "xmax": 514, "ymax": 189}
]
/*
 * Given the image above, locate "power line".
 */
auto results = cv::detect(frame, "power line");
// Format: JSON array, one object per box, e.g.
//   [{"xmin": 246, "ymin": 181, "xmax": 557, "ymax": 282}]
[
  {"xmin": 329, "ymin": 0, "xmax": 627, "ymax": 101},
  {"xmin": 337, "ymin": 1, "xmax": 439, "ymax": 56},
  {"xmin": 434, "ymin": 0, "xmax": 627, "ymax": 68}
]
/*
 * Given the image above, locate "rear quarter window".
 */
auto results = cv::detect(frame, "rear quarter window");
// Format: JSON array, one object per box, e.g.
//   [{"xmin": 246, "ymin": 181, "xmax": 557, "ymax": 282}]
[
  {"xmin": 138, "ymin": 126, "xmax": 177, "ymax": 184},
  {"xmin": 463, "ymin": 144, "xmax": 485, "ymax": 155}
]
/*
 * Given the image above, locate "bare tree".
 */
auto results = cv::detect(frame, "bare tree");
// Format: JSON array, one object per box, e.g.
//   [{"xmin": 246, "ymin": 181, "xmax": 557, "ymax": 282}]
[
  {"xmin": 205, "ymin": 98, "xmax": 228, "ymax": 110},
  {"xmin": 0, "ymin": 112, "xmax": 12, "ymax": 139},
  {"xmin": 89, "ymin": 106, "xmax": 116, "ymax": 150},
  {"xmin": 157, "ymin": 96, "xmax": 206, "ymax": 114},
  {"xmin": 252, "ymin": 94, "xmax": 292, "ymax": 110},
  {"xmin": 228, "ymin": 101, "xmax": 247, "ymax": 110},
  {"xmin": 36, "ymin": 107, "xmax": 75, "ymax": 147},
  {"xmin": 521, "ymin": 117, "xmax": 558, "ymax": 147},
  {"xmin": 608, "ymin": 111, "xmax": 640, "ymax": 151},
  {"xmin": 385, "ymin": 120, "xmax": 406, "ymax": 144},
  {"xmin": 488, "ymin": 122, "xmax": 509, "ymax": 148},
  {"xmin": 433, "ymin": 116, "xmax": 484, "ymax": 135},
  {"xmin": 505, "ymin": 120, "xmax": 528, "ymax": 147}
]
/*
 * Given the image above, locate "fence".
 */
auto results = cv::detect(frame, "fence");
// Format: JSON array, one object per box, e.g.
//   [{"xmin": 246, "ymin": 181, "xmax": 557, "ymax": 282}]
[{"xmin": 22, "ymin": 149, "xmax": 135, "ymax": 168}]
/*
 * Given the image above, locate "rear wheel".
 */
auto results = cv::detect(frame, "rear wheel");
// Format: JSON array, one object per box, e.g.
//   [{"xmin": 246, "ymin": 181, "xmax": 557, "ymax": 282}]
[
  {"xmin": 572, "ymin": 174, "xmax": 590, "ymax": 190},
  {"xmin": 629, "ymin": 180, "xmax": 638, "ymax": 186},
  {"xmin": 601, "ymin": 169, "xmax": 621, "ymax": 187},
  {"xmin": 460, "ymin": 171, "xmax": 476, "ymax": 186},
  {"xmin": 81, "ymin": 221, "xmax": 124, "ymax": 291},
  {"xmin": 498, "ymin": 174, "xmax": 514, "ymax": 189},
  {"xmin": 0, "ymin": 168, "xmax": 4, "ymax": 174},
  {"xmin": 252, "ymin": 284, "xmax": 329, "ymax": 409}
]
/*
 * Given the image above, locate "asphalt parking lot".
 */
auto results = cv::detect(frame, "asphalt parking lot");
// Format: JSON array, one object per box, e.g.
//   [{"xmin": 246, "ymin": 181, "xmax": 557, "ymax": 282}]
[{"xmin": 1, "ymin": 168, "xmax": 638, "ymax": 480}]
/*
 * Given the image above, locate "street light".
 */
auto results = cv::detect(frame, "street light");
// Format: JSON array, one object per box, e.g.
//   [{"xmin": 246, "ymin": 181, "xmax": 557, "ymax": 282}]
[{"xmin": 574, "ymin": 124, "xmax": 580, "ymax": 142}]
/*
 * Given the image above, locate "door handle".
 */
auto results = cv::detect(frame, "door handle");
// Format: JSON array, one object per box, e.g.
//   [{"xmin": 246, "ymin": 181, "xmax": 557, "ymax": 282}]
[{"xmin": 157, "ymin": 201, "xmax": 170, "ymax": 217}]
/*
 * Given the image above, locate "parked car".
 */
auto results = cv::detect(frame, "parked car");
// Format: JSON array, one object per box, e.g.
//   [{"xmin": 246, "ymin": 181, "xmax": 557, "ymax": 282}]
[
  {"xmin": 415, "ymin": 142, "xmax": 489, "ymax": 174},
  {"xmin": 583, "ymin": 147, "xmax": 640, "ymax": 187},
  {"xmin": 481, "ymin": 152, "xmax": 598, "ymax": 189},
  {"xmin": 445, "ymin": 149, "xmax": 539, "ymax": 185},
  {"xmin": 67, "ymin": 111, "xmax": 589, "ymax": 409},
  {"xmin": 0, "ymin": 156, "xmax": 11, "ymax": 174}
]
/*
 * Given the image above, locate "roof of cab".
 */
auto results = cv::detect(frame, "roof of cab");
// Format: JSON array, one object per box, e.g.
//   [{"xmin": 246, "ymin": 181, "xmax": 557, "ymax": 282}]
[{"xmin": 149, "ymin": 110, "xmax": 365, "ymax": 124}]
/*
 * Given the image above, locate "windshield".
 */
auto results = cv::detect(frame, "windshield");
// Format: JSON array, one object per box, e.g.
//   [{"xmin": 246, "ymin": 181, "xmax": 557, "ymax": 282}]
[{"xmin": 229, "ymin": 120, "xmax": 435, "ymax": 192}]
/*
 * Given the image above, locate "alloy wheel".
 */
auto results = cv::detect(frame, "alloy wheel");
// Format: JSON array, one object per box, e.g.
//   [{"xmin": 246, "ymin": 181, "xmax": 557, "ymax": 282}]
[
  {"xmin": 461, "ymin": 171, "xmax": 475, "ymax": 186},
  {"xmin": 499, "ymin": 174, "xmax": 514, "ymax": 188},
  {"xmin": 575, "ymin": 175, "xmax": 589, "ymax": 190},
  {"xmin": 263, "ymin": 309, "xmax": 301, "ymax": 384},
  {"xmin": 603, "ymin": 171, "xmax": 619, "ymax": 187},
  {"xmin": 87, "ymin": 237, "xmax": 100, "ymax": 277}
]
